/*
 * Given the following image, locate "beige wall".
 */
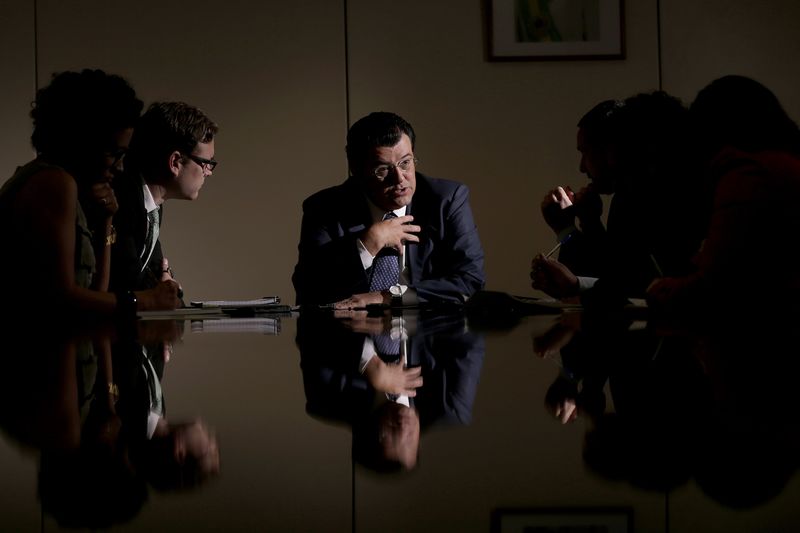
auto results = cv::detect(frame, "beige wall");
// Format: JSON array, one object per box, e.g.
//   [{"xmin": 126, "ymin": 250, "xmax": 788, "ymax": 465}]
[{"xmin": 1, "ymin": 0, "xmax": 799, "ymax": 301}]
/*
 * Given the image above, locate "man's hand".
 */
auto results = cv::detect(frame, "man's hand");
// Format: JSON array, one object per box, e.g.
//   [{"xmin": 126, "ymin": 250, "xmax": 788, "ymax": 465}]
[
  {"xmin": 333, "ymin": 309, "xmax": 390, "ymax": 335},
  {"xmin": 160, "ymin": 258, "xmax": 175, "ymax": 282},
  {"xmin": 334, "ymin": 291, "xmax": 391, "ymax": 309},
  {"xmin": 572, "ymin": 185, "xmax": 603, "ymax": 229},
  {"xmin": 531, "ymin": 255, "xmax": 579, "ymax": 299},
  {"xmin": 363, "ymin": 357, "xmax": 423, "ymax": 396},
  {"xmin": 531, "ymin": 315, "xmax": 580, "ymax": 359},
  {"xmin": 361, "ymin": 215, "xmax": 421, "ymax": 256},
  {"xmin": 136, "ymin": 280, "xmax": 182, "ymax": 311},
  {"xmin": 541, "ymin": 186, "xmax": 575, "ymax": 233}
]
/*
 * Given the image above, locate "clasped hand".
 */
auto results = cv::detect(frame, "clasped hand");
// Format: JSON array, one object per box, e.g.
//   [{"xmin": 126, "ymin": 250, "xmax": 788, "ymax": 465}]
[
  {"xmin": 541, "ymin": 186, "xmax": 575, "ymax": 233},
  {"xmin": 363, "ymin": 357, "xmax": 423, "ymax": 397},
  {"xmin": 361, "ymin": 215, "xmax": 421, "ymax": 256},
  {"xmin": 541, "ymin": 184, "xmax": 603, "ymax": 233}
]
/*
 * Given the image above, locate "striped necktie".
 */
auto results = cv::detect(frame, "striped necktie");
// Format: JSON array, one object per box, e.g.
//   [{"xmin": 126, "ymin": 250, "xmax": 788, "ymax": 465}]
[{"xmin": 369, "ymin": 212, "xmax": 400, "ymax": 291}]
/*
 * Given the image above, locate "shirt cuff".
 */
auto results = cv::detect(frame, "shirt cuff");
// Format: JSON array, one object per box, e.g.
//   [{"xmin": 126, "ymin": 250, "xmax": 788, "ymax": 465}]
[
  {"xmin": 577, "ymin": 276, "xmax": 598, "ymax": 292},
  {"xmin": 557, "ymin": 225, "xmax": 577, "ymax": 243},
  {"xmin": 359, "ymin": 337, "xmax": 376, "ymax": 374},
  {"xmin": 357, "ymin": 239, "xmax": 375, "ymax": 270}
]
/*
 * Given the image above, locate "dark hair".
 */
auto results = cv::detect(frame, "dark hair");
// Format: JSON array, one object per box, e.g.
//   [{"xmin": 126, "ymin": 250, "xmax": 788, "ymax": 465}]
[
  {"xmin": 690, "ymin": 75, "xmax": 800, "ymax": 156},
  {"xmin": 127, "ymin": 102, "xmax": 218, "ymax": 174},
  {"xmin": 346, "ymin": 112, "xmax": 416, "ymax": 170},
  {"xmin": 614, "ymin": 91, "xmax": 690, "ymax": 175},
  {"xmin": 30, "ymin": 69, "xmax": 143, "ymax": 160},
  {"xmin": 577, "ymin": 99, "xmax": 625, "ymax": 145}
]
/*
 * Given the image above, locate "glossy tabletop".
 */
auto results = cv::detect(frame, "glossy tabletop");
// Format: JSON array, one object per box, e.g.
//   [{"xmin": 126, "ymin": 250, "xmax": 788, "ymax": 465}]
[{"xmin": 1, "ymin": 306, "xmax": 799, "ymax": 532}]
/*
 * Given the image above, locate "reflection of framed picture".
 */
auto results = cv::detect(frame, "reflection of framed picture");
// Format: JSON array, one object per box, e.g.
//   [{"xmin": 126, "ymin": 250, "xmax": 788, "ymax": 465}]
[
  {"xmin": 488, "ymin": 0, "xmax": 625, "ymax": 61},
  {"xmin": 491, "ymin": 507, "xmax": 633, "ymax": 532}
]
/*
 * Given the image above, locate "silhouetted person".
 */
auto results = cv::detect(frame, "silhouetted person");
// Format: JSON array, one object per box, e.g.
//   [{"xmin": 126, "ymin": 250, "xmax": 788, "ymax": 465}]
[
  {"xmin": 540, "ymin": 99, "xmax": 618, "ymax": 278},
  {"xmin": 0, "ymin": 69, "xmax": 180, "ymax": 316},
  {"xmin": 533, "ymin": 92, "xmax": 706, "ymax": 305},
  {"xmin": 648, "ymin": 75, "xmax": 800, "ymax": 309}
]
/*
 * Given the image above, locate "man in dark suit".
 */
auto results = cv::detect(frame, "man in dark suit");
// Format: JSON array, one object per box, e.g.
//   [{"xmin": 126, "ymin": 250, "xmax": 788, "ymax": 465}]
[
  {"xmin": 110, "ymin": 102, "xmax": 218, "ymax": 294},
  {"xmin": 292, "ymin": 112, "xmax": 485, "ymax": 307}
]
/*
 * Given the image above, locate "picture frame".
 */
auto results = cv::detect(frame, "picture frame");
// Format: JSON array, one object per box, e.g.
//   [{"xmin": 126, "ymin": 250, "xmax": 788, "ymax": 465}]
[
  {"xmin": 491, "ymin": 507, "xmax": 633, "ymax": 533},
  {"xmin": 487, "ymin": 0, "xmax": 625, "ymax": 61}
]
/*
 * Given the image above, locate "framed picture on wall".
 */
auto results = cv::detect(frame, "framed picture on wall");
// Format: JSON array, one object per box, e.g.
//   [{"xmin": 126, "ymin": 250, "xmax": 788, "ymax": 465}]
[
  {"xmin": 487, "ymin": 0, "xmax": 625, "ymax": 61},
  {"xmin": 491, "ymin": 507, "xmax": 633, "ymax": 532}
]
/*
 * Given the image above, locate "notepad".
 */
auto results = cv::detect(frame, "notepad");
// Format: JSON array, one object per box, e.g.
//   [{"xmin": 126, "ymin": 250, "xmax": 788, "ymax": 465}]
[
  {"xmin": 137, "ymin": 307, "xmax": 225, "ymax": 320},
  {"xmin": 190, "ymin": 317, "xmax": 281, "ymax": 335},
  {"xmin": 190, "ymin": 296, "xmax": 280, "ymax": 308}
]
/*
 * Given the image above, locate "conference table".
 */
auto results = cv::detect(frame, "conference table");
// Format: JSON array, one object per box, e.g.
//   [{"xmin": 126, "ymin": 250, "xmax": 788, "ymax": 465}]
[{"xmin": 1, "ymin": 300, "xmax": 798, "ymax": 532}]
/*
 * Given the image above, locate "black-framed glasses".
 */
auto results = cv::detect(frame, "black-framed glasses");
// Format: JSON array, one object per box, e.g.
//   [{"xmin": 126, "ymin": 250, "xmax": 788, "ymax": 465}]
[
  {"xmin": 371, "ymin": 156, "xmax": 417, "ymax": 181},
  {"xmin": 185, "ymin": 154, "xmax": 218, "ymax": 172},
  {"xmin": 103, "ymin": 149, "xmax": 127, "ymax": 167}
]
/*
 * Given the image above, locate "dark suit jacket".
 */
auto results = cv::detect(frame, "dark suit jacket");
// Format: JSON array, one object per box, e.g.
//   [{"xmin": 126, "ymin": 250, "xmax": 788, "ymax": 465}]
[
  {"xmin": 110, "ymin": 173, "xmax": 164, "ymax": 293},
  {"xmin": 297, "ymin": 312, "xmax": 485, "ymax": 430},
  {"xmin": 292, "ymin": 173, "xmax": 485, "ymax": 305}
]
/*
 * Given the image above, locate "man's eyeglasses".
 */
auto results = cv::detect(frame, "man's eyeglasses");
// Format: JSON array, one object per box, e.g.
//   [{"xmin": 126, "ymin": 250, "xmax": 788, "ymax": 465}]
[
  {"xmin": 185, "ymin": 154, "xmax": 218, "ymax": 173},
  {"xmin": 104, "ymin": 149, "xmax": 127, "ymax": 167},
  {"xmin": 371, "ymin": 156, "xmax": 417, "ymax": 181}
]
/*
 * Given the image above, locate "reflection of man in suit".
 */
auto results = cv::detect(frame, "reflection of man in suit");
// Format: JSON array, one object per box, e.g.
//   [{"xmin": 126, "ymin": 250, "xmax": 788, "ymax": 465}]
[
  {"xmin": 110, "ymin": 102, "xmax": 218, "ymax": 294},
  {"xmin": 297, "ymin": 310, "xmax": 485, "ymax": 472},
  {"xmin": 292, "ymin": 112, "xmax": 485, "ymax": 308}
]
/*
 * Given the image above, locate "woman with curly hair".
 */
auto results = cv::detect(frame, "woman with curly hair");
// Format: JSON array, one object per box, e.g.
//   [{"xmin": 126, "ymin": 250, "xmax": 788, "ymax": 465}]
[{"xmin": 0, "ymin": 69, "xmax": 180, "ymax": 315}]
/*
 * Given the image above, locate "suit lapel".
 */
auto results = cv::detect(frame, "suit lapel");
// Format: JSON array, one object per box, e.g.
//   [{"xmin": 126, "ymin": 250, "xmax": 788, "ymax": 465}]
[
  {"xmin": 407, "ymin": 196, "xmax": 433, "ymax": 284},
  {"xmin": 340, "ymin": 178, "xmax": 371, "ymax": 236}
]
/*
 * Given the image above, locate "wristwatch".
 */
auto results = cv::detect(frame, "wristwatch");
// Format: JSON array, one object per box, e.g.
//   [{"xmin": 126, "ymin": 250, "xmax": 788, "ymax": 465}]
[
  {"xmin": 389, "ymin": 284, "xmax": 406, "ymax": 306},
  {"xmin": 116, "ymin": 290, "xmax": 138, "ymax": 318}
]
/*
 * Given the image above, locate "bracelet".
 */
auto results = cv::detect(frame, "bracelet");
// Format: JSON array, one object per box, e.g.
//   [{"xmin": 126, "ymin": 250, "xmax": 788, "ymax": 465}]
[
  {"xmin": 115, "ymin": 290, "xmax": 138, "ymax": 317},
  {"xmin": 105, "ymin": 225, "xmax": 117, "ymax": 246}
]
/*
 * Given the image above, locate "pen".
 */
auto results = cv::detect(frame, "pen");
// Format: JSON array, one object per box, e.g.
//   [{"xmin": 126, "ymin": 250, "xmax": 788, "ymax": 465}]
[
  {"xmin": 544, "ymin": 233, "xmax": 573, "ymax": 258},
  {"xmin": 649, "ymin": 254, "xmax": 664, "ymax": 277}
]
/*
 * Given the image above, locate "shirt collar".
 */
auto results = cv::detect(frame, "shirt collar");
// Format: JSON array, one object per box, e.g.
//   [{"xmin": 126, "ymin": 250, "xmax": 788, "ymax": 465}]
[
  {"xmin": 142, "ymin": 182, "xmax": 158, "ymax": 214},
  {"xmin": 365, "ymin": 197, "xmax": 406, "ymax": 223}
]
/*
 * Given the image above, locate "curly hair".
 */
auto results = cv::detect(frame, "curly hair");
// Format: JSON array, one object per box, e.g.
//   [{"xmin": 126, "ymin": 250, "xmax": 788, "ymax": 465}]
[{"xmin": 30, "ymin": 69, "xmax": 143, "ymax": 159}]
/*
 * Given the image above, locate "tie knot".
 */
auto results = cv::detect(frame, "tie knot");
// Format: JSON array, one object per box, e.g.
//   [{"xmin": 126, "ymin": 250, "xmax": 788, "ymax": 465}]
[{"xmin": 383, "ymin": 212, "xmax": 397, "ymax": 221}]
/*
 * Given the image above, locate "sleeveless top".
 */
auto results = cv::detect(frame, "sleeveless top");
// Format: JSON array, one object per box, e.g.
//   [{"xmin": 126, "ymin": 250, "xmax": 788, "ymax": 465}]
[{"xmin": 0, "ymin": 159, "xmax": 96, "ymax": 288}]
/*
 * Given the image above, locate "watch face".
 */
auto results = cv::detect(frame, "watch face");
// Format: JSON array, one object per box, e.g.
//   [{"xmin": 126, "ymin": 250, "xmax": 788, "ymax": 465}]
[{"xmin": 390, "ymin": 285, "xmax": 403, "ymax": 297}]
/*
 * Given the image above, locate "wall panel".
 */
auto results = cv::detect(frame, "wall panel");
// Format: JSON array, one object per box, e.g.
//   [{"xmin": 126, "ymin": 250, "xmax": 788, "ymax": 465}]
[{"xmin": 35, "ymin": 0, "xmax": 348, "ymax": 302}]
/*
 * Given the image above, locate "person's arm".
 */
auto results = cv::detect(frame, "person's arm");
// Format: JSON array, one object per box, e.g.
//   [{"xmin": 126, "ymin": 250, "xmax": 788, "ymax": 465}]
[
  {"xmin": 413, "ymin": 184, "xmax": 485, "ymax": 303},
  {"xmin": 83, "ymin": 179, "xmax": 117, "ymax": 293},
  {"xmin": 17, "ymin": 169, "xmax": 179, "ymax": 313},
  {"xmin": 292, "ymin": 198, "xmax": 371, "ymax": 305},
  {"xmin": 90, "ymin": 219, "xmax": 115, "ymax": 292}
]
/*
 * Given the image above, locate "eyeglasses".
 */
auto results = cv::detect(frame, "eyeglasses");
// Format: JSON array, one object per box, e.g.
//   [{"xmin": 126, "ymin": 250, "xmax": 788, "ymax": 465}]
[
  {"xmin": 185, "ymin": 154, "xmax": 218, "ymax": 173},
  {"xmin": 104, "ymin": 149, "xmax": 127, "ymax": 167},
  {"xmin": 371, "ymin": 156, "xmax": 417, "ymax": 181}
]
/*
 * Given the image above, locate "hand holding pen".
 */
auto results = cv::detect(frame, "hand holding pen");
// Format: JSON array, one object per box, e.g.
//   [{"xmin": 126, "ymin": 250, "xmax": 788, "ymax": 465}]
[{"xmin": 531, "ymin": 234, "xmax": 578, "ymax": 299}]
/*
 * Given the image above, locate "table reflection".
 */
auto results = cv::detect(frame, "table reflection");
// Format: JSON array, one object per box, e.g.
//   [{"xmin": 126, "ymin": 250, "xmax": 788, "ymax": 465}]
[
  {"xmin": 1, "ymin": 302, "xmax": 799, "ymax": 531},
  {"xmin": 297, "ymin": 309, "xmax": 485, "ymax": 473},
  {"xmin": 530, "ymin": 306, "xmax": 800, "ymax": 510},
  {"xmin": 0, "ymin": 319, "xmax": 219, "ymax": 529}
]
